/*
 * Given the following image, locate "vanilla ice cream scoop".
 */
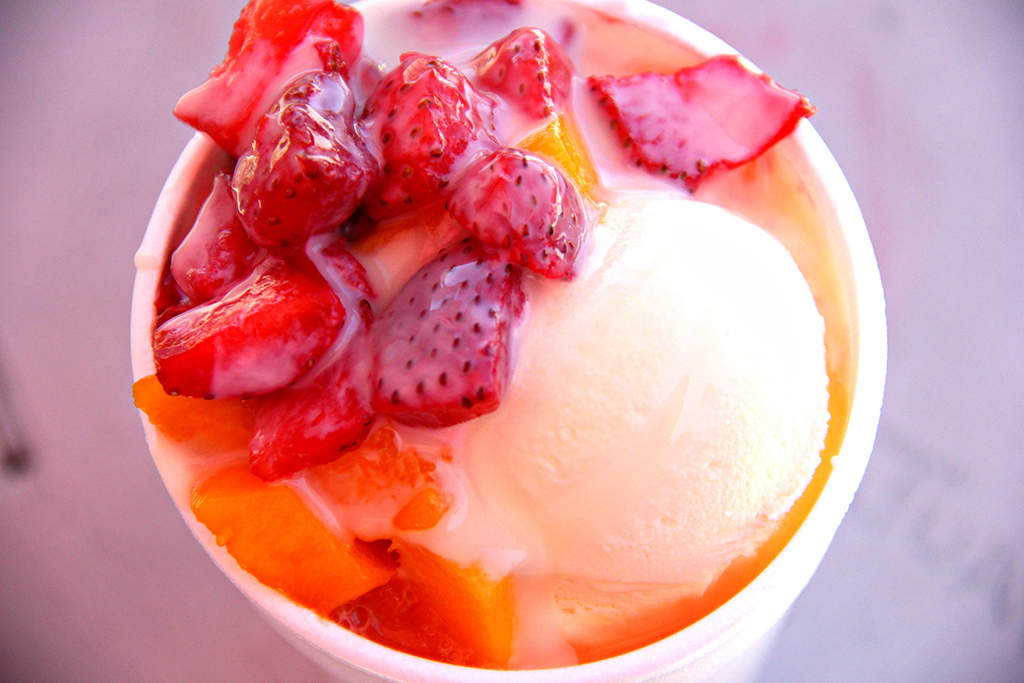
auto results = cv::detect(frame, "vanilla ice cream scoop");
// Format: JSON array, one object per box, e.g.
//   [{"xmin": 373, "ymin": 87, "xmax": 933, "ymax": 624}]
[{"xmin": 452, "ymin": 194, "xmax": 829, "ymax": 651}]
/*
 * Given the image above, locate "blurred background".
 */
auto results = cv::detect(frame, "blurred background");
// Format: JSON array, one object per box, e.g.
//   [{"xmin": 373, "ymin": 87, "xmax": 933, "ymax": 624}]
[{"xmin": 0, "ymin": 0, "xmax": 1021, "ymax": 681}]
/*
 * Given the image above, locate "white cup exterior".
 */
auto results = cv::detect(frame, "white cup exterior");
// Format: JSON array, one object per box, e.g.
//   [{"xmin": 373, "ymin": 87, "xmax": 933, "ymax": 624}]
[{"xmin": 131, "ymin": 1, "xmax": 886, "ymax": 681}]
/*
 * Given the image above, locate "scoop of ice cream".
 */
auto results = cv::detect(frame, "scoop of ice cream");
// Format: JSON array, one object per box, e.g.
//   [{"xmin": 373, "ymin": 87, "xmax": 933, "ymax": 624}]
[{"xmin": 451, "ymin": 194, "xmax": 829, "ymax": 653}]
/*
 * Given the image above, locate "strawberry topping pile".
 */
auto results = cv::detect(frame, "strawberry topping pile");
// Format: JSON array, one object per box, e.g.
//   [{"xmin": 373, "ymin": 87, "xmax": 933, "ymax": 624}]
[
  {"xmin": 153, "ymin": 0, "xmax": 814, "ymax": 484},
  {"xmin": 588, "ymin": 55, "xmax": 816, "ymax": 191}
]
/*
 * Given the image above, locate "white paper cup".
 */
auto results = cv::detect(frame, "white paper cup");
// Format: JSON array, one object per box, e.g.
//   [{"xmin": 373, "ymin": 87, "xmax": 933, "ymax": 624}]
[{"xmin": 132, "ymin": 1, "xmax": 886, "ymax": 681}]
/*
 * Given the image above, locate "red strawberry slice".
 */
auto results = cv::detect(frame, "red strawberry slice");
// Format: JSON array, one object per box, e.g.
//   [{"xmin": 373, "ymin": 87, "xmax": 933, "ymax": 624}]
[
  {"xmin": 249, "ymin": 344, "xmax": 374, "ymax": 481},
  {"xmin": 233, "ymin": 70, "xmax": 379, "ymax": 250},
  {"xmin": 447, "ymin": 148, "xmax": 586, "ymax": 280},
  {"xmin": 473, "ymin": 27, "xmax": 574, "ymax": 119},
  {"xmin": 372, "ymin": 240, "xmax": 524, "ymax": 428},
  {"xmin": 171, "ymin": 172, "xmax": 261, "ymax": 304},
  {"xmin": 153, "ymin": 258, "xmax": 345, "ymax": 400},
  {"xmin": 360, "ymin": 54, "xmax": 497, "ymax": 220},
  {"xmin": 587, "ymin": 55, "xmax": 816, "ymax": 190},
  {"xmin": 175, "ymin": 0, "xmax": 363, "ymax": 158}
]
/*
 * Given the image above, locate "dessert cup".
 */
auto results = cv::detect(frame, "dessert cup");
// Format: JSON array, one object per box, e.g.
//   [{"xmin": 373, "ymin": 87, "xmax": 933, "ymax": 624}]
[{"xmin": 131, "ymin": 1, "xmax": 886, "ymax": 681}]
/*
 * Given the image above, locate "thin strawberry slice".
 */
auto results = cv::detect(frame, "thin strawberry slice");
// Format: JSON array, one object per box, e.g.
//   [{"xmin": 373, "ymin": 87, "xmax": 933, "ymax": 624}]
[
  {"xmin": 360, "ymin": 54, "xmax": 497, "ymax": 220},
  {"xmin": 473, "ymin": 27, "xmax": 574, "ymax": 119},
  {"xmin": 587, "ymin": 55, "xmax": 816, "ymax": 190},
  {"xmin": 153, "ymin": 258, "xmax": 345, "ymax": 400},
  {"xmin": 233, "ymin": 70, "xmax": 379, "ymax": 250},
  {"xmin": 447, "ymin": 148, "xmax": 586, "ymax": 280},
  {"xmin": 175, "ymin": 0, "xmax": 363, "ymax": 158},
  {"xmin": 170, "ymin": 172, "xmax": 261, "ymax": 304},
  {"xmin": 248, "ymin": 243, "xmax": 376, "ymax": 480},
  {"xmin": 372, "ymin": 239, "xmax": 523, "ymax": 428}
]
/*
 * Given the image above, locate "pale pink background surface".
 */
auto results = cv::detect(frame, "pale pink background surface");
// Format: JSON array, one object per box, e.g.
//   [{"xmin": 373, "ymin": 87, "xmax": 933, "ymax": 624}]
[{"xmin": 0, "ymin": 1, "xmax": 1021, "ymax": 681}]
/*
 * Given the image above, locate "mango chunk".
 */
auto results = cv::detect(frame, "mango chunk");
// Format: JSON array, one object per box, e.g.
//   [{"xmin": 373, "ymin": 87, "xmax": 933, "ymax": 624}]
[
  {"xmin": 337, "ymin": 542, "xmax": 514, "ymax": 668},
  {"xmin": 519, "ymin": 114, "xmax": 598, "ymax": 196},
  {"xmin": 392, "ymin": 487, "xmax": 450, "ymax": 532},
  {"xmin": 398, "ymin": 542, "xmax": 514, "ymax": 667},
  {"xmin": 133, "ymin": 374, "xmax": 252, "ymax": 451},
  {"xmin": 191, "ymin": 466, "xmax": 395, "ymax": 616}
]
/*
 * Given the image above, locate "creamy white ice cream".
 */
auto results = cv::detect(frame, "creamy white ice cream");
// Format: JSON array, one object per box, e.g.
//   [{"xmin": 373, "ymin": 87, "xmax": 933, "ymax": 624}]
[{"xmin": 425, "ymin": 193, "xmax": 830, "ymax": 659}]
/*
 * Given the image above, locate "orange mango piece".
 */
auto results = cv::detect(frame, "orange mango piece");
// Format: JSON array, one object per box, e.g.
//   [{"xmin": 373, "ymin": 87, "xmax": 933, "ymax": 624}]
[
  {"xmin": 392, "ymin": 487, "xmax": 450, "ymax": 532},
  {"xmin": 519, "ymin": 114, "xmax": 598, "ymax": 196},
  {"xmin": 133, "ymin": 374, "xmax": 253, "ymax": 451},
  {"xmin": 309, "ymin": 424, "xmax": 439, "ymax": 506},
  {"xmin": 191, "ymin": 466, "xmax": 395, "ymax": 617},
  {"xmin": 394, "ymin": 542, "xmax": 515, "ymax": 668}
]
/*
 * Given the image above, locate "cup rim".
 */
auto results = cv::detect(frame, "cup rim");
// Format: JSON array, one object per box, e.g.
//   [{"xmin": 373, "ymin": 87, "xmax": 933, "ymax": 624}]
[{"xmin": 131, "ymin": 0, "xmax": 887, "ymax": 679}]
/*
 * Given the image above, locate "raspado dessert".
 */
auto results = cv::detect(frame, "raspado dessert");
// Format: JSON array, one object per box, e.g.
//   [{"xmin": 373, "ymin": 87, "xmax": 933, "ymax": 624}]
[{"xmin": 134, "ymin": 0, "xmax": 844, "ymax": 670}]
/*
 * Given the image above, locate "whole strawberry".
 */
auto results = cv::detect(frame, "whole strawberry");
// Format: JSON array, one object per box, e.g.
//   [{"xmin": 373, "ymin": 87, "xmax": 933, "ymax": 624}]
[
  {"xmin": 361, "ymin": 54, "xmax": 497, "ymax": 220},
  {"xmin": 372, "ymin": 239, "xmax": 524, "ymax": 428},
  {"xmin": 447, "ymin": 148, "xmax": 586, "ymax": 280},
  {"xmin": 473, "ymin": 27, "xmax": 574, "ymax": 119},
  {"xmin": 234, "ymin": 70, "xmax": 379, "ymax": 250}
]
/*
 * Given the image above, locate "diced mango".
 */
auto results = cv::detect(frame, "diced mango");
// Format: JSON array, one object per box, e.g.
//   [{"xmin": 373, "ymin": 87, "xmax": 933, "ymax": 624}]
[
  {"xmin": 519, "ymin": 114, "xmax": 598, "ymax": 196},
  {"xmin": 395, "ymin": 542, "xmax": 514, "ymax": 668},
  {"xmin": 191, "ymin": 466, "xmax": 395, "ymax": 616},
  {"xmin": 392, "ymin": 487, "xmax": 450, "ymax": 531},
  {"xmin": 337, "ymin": 541, "xmax": 514, "ymax": 668},
  {"xmin": 309, "ymin": 424, "xmax": 439, "ymax": 506},
  {"xmin": 132, "ymin": 374, "xmax": 253, "ymax": 451}
]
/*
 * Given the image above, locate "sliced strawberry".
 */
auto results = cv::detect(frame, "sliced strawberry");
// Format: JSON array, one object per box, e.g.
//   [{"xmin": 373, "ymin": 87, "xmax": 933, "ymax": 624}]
[
  {"xmin": 587, "ymin": 55, "xmax": 816, "ymax": 190},
  {"xmin": 153, "ymin": 258, "xmax": 345, "ymax": 400},
  {"xmin": 233, "ymin": 70, "xmax": 379, "ymax": 250},
  {"xmin": 447, "ymin": 148, "xmax": 586, "ymax": 280},
  {"xmin": 249, "ymin": 351, "xmax": 374, "ymax": 481},
  {"xmin": 360, "ymin": 54, "xmax": 497, "ymax": 220},
  {"xmin": 171, "ymin": 172, "xmax": 261, "ymax": 304},
  {"xmin": 473, "ymin": 27, "xmax": 574, "ymax": 119},
  {"xmin": 372, "ymin": 240, "xmax": 523, "ymax": 428},
  {"xmin": 154, "ymin": 264, "xmax": 190, "ymax": 328},
  {"xmin": 175, "ymin": 0, "xmax": 363, "ymax": 157}
]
